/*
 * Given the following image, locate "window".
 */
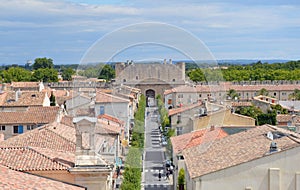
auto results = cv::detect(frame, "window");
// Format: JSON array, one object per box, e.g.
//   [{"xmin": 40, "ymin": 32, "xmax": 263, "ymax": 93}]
[
  {"xmin": 177, "ymin": 94, "xmax": 183, "ymax": 98},
  {"xmin": 136, "ymin": 76, "xmax": 138, "ymax": 80},
  {"xmin": 274, "ymin": 92, "xmax": 277, "ymax": 96},
  {"xmin": 123, "ymin": 79, "xmax": 126, "ymax": 82},
  {"xmin": 172, "ymin": 79, "xmax": 176, "ymax": 82},
  {"xmin": 177, "ymin": 114, "xmax": 181, "ymax": 124},
  {"xmin": 27, "ymin": 125, "xmax": 36, "ymax": 130},
  {"xmin": 100, "ymin": 106, "xmax": 105, "ymax": 115},
  {"xmin": 0, "ymin": 126, "xmax": 5, "ymax": 131},
  {"xmin": 199, "ymin": 94, "xmax": 202, "ymax": 98},
  {"xmin": 13, "ymin": 126, "xmax": 18, "ymax": 134},
  {"xmin": 282, "ymin": 92, "xmax": 286, "ymax": 95},
  {"xmin": 176, "ymin": 127, "xmax": 183, "ymax": 135}
]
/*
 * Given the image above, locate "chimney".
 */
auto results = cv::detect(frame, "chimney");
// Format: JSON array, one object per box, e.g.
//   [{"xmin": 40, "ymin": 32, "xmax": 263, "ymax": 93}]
[
  {"xmin": 163, "ymin": 59, "xmax": 167, "ymax": 64},
  {"xmin": 270, "ymin": 141, "xmax": 278, "ymax": 153},
  {"xmin": 210, "ymin": 125, "xmax": 215, "ymax": 131},
  {"xmin": 15, "ymin": 89, "xmax": 21, "ymax": 102}
]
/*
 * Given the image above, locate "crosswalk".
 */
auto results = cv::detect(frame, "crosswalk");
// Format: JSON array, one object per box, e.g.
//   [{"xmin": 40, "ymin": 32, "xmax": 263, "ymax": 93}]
[
  {"xmin": 143, "ymin": 184, "xmax": 169, "ymax": 188},
  {"xmin": 144, "ymin": 169, "xmax": 164, "ymax": 173}
]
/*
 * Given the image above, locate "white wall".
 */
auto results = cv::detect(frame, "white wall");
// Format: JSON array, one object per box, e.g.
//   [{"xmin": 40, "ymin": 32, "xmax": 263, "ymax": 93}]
[{"xmin": 188, "ymin": 146, "xmax": 300, "ymax": 190}]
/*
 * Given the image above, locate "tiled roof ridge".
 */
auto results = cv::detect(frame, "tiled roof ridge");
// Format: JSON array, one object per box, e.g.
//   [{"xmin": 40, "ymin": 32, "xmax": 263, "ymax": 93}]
[
  {"xmin": 231, "ymin": 112, "xmax": 255, "ymax": 120},
  {"xmin": 0, "ymin": 146, "xmax": 68, "ymax": 171},
  {"xmin": 96, "ymin": 91, "xmax": 130, "ymax": 102},
  {"xmin": 44, "ymin": 126, "xmax": 76, "ymax": 146},
  {"xmin": 265, "ymin": 124, "xmax": 300, "ymax": 144}
]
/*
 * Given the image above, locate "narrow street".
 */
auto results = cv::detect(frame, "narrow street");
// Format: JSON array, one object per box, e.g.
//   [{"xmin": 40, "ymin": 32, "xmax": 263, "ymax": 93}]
[{"xmin": 142, "ymin": 107, "xmax": 173, "ymax": 190}]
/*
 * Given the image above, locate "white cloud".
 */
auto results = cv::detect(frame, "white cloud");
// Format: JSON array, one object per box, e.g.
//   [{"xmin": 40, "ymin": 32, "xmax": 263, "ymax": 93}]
[{"xmin": 1, "ymin": 0, "xmax": 300, "ymax": 64}]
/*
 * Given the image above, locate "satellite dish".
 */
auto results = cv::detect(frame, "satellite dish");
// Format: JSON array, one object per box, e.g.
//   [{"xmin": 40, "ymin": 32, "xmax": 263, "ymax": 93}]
[{"xmin": 267, "ymin": 131, "xmax": 273, "ymax": 140}]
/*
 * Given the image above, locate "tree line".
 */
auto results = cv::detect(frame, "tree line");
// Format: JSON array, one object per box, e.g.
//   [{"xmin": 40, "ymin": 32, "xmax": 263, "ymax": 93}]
[
  {"xmin": 0, "ymin": 57, "xmax": 76, "ymax": 82},
  {"xmin": 187, "ymin": 60, "xmax": 300, "ymax": 82},
  {"xmin": 121, "ymin": 95, "xmax": 146, "ymax": 190}
]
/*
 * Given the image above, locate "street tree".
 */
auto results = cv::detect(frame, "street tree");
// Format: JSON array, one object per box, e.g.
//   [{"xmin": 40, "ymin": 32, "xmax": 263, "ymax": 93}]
[
  {"xmin": 227, "ymin": 89, "xmax": 239, "ymax": 100},
  {"xmin": 178, "ymin": 168, "xmax": 185, "ymax": 190},
  {"xmin": 289, "ymin": 89, "xmax": 300, "ymax": 100},
  {"xmin": 258, "ymin": 88, "xmax": 269, "ymax": 96}
]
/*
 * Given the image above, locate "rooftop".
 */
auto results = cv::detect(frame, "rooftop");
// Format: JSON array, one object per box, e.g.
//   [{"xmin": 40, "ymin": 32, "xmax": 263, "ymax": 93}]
[
  {"xmin": 164, "ymin": 83, "xmax": 300, "ymax": 95},
  {"xmin": 0, "ymin": 106, "xmax": 60, "ymax": 125},
  {"xmin": 11, "ymin": 82, "xmax": 40, "ymax": 88},
  {"xmin": 183, "ymin": 125, "xmax": 300, "ymax": 179},
  {"xmin": 0, "ymin": 165, "xmax": 85, "ymax": 190},
  {"xmin": 170, "ymin": 127, "xmax": 228, "ymax": 155},
  {"xmin": 168, "ymin": 102, "xmax": 203, "ymax": 116},
  {"xmin": 0, "ymin": 146, "xmax": 68, "ymax": 171},
  {"xmin": 0, "ymin": 91, "xmax": 47, "ymax": 107},
  {"xmin": 96, "ymin": 91, "xmax": 130, "ymax": 103}
]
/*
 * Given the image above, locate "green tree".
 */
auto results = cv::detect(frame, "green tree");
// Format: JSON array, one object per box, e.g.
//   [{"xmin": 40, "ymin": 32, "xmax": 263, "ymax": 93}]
[
  {"xmin": 258, "ymin": 88, "xmax": 269, "ymax": 96},
  {"xmin": 178, "ymin": 168, "xmax": 185, "ymax": 190},
  {"xmin": 32, "ymin": 68, "xmax": 58, "ymax": 82},
  {"xmin": 1, "ymin": 67, "xmax": 32, "ymax": 83},
  {"xmin": 49, "ymin": 92, "xmax": 56, "ymax": 106},
  {"xmin": 187, "ymin": 68, "xmax": 205, "ymax": 82},
  {"xmin": 32, "ymin": 57, "xmax": 54, "ymax": 70},
  {"xmin": 61, "ymin": 67, "xmax": 75, "ymax": 81},
  {"xmin": 227, "ymin": 89, "xmax": 239, "ymax": 100},
  {"xmin": 289, "ymin": 89, "xmax": 300, "ymax": 100},
  {"xmin": 98, "ymin": 64, "xmax": 115, "ymax": 81}
]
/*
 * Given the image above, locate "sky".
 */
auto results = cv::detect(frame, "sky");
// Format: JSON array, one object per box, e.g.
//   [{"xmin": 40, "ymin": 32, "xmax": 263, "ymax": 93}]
[{"xmin": 1, "ymin": 0, "xmax": 300, "ymax": 65}]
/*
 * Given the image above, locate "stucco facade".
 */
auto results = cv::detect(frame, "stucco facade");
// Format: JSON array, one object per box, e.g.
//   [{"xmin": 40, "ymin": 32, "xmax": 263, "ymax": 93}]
[
  {"xmin": 193, "ymin": 109, "xmax": 255, "ymax": 130},
  {"xmin": 187, "ymin": 146, "xmax": 300, "ymax": 190}
]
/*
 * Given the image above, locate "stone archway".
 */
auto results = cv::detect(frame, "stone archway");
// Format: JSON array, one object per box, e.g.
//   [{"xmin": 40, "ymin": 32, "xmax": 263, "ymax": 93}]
[
  {"xmin": 146, "ymin": 89, "xmax": 155, "ymax": 98},
  {"xmin": 146, "ymin": 89, "xmax": 155, "ymax": 107}
]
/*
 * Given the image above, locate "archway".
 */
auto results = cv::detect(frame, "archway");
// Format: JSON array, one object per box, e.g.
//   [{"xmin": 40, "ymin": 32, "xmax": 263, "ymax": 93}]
[
  {"xmin": 146, "ymin": 89, "xmax": 155, "ymax": 107},
  {"xmin": 146, "ymin": 89, "xmax": 155, "ymax": 98}
]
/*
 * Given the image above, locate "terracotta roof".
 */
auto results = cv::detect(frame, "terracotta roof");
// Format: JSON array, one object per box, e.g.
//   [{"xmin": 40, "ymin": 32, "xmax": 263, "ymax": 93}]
[
  {"xmin": 231, "ymin": 102, "xmax": 252, "ymax": 107},
  {"xmin": 0, "ymin": 124, "xmax": 75, "ymax": 152},
  {"xmin": 95, "ymin": 121, "xmax": 121, "ymax": 135},
  {"xmin": 183, "ymin": 125, "xmax": 300, "ymax": 179},
  {"xmin": 164, "ymin": 83, "xmax": 300, "ymax": 95},
  {"xmin": 0, "ymin": 106, "xmax": 60, "ymax": 125},
  {"xmin": 169, "ymin": 102, "xmax": 203, "ymax": 116},
  {"xmin": 11, "ymin": 82, "xmax": 40, "ymax": 88},
  {"xmin": 0, "ymin": 91, "xmax": 47, "ymax": 107},
  {"xmin": 96, "ymin": 91, "xmax": 130, "ymax": 103},
  {"xmin": 60, "ymin": 115, "xmax": 75, "ymax": 127},
  {"xmin": 170, "ymin": 127, "xmax": 227, "ymax": 155},
  {"xmin": 98, "ymin": 114, "xmax": 125, "ymax": 126},
  {"xmin": 0, "ymin": 165, "xmax": 85, "ymax": 190},
  {"xmin": 276, "ymin": 114, "xmax": 300, "ymax": 123},
  {"xmin": 0, "ymin": 146, "xmax": 68, "ymax": 171}
]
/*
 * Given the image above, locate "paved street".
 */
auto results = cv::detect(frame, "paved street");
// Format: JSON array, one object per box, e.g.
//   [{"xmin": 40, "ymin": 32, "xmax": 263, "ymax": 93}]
[{"xmin": 142, "ymin": 107, "xmax": 173, "ymax": 190}]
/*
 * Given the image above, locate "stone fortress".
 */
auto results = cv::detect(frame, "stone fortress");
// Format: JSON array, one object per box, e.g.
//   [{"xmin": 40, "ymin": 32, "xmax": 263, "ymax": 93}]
[{"xmin": 115, "ymin": 59, "xmax": 186, "ymax": 98}]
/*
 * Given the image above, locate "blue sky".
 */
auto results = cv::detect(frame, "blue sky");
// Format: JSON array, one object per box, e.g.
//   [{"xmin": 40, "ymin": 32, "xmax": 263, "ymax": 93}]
[{"xmin": 1, "ymin": 0, "xmax": 300, "ymax": 65}]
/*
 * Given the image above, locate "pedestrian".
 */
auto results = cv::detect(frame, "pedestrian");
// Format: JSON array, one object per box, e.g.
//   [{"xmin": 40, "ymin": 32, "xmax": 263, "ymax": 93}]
[
  {"xmin": 116, "ymin": 166, "xmax": 120, "ymax": 178},
  {"xmin": 166, "ymin": 170, "xmax": 170, "ymax": 180},
  {"xmin": 158, "ymin": 171, "xmax": 161, "ymax": 181}
]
